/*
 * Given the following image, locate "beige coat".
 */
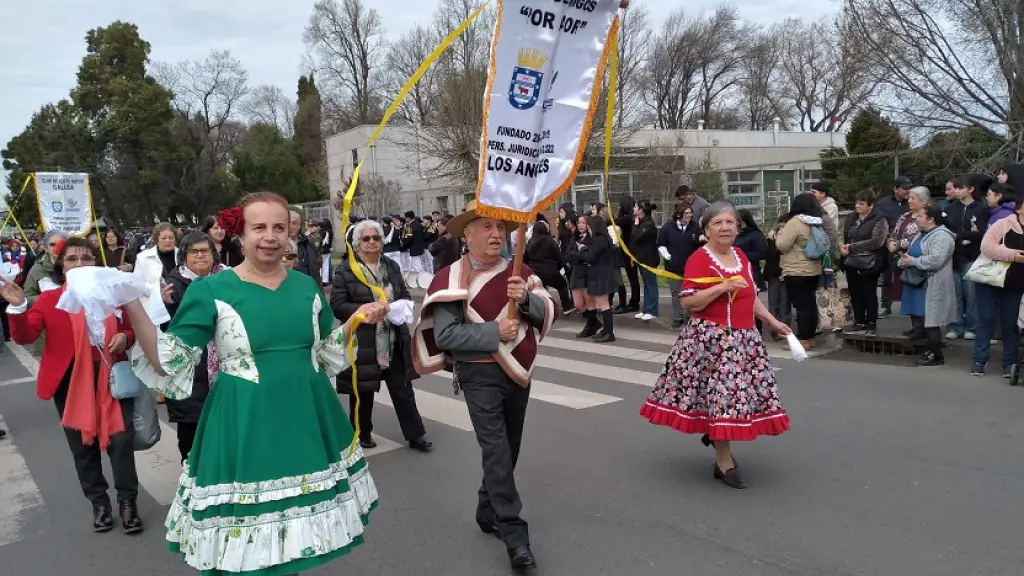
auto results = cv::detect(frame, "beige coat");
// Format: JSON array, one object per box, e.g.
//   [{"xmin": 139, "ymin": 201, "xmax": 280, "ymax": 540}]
[{"xmin": 775, "ymin": 215, "xmax": 824, "ymax": 278}]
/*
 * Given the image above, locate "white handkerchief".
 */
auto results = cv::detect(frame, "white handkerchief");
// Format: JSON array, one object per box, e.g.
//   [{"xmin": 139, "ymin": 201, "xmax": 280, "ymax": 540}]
[
  {"xmin": 57, "ymin": 267, "xmax": 149, "ymax": 345},
  {"xmin": 38, "ymin": 277, "xmax": 60, "ymax": 293},
  {"xmin": 0, "ymin": 262, "xmax": 19, "ymax": 284},
  {"xmin": 386, "ymin": 299, "xmax": 415, "ymax": 326},
  {"xmin": 785, "ymin": 334, "xmax": 807, "ymax": 362}
]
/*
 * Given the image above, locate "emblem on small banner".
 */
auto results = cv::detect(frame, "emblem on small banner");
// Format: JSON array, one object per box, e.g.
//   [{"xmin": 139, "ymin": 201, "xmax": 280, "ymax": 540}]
[{"xmin": 508, "ymin": 48, "xmax": 549, "ymax": 111}]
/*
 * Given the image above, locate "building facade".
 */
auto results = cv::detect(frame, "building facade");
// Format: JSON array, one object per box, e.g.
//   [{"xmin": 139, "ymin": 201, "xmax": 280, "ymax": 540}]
[{"xmin": 326, "ymin": 124, "xmax": 847, "ymax": 225}]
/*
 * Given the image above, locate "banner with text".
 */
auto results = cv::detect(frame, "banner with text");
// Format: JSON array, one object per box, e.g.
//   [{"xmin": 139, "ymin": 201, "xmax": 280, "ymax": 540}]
[
  {"xmin": 33, "ymin": 172, "xmax": 94, "ymax": 235},
  {"xmin": 475, "ymin": 0, "xmax": 619, "ymax": 222}
]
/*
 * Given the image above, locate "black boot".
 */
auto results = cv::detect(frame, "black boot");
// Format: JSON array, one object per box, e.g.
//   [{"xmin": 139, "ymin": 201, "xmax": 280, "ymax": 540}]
[
  {"xmin": 593, "ymin": 309, "xmax": 615, "ymax": 342},
  {"xmin": 119, "ymin": 500, "xmax": 143, "ymax": 534},
  {"xmin": 92, "ymin": 504, "xmax": 114, "ymax": 532},
  {"xmin": 576, "ymin": 310, "xmax": 599, "ymax": 338}
]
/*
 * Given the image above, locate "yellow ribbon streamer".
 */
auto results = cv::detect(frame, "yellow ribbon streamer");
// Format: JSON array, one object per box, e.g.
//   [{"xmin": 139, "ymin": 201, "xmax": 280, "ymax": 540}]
[
  {"xmin": 688, "ymin": 275, "xmax": 744, "ymax": 302},
  {"xmin": 0, "ymin": 175, "xmax": 36, "ymax": 250},
  {"xmin": 600, "ymin": 23, "xmax": 682, "ymax": 284},
  {"xmin": 340, "ymin": 2, "xmax": 488, "ymax": 457}
]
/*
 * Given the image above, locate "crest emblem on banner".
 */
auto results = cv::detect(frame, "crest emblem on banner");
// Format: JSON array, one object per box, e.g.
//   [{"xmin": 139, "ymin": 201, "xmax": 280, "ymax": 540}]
[
  {"xmin": 51, "ymin": 200, "xmax": 63, "ymax": 213},
  {"xmin": 508, "ymin": 48, "xmax": 549, "ymax": 110}
]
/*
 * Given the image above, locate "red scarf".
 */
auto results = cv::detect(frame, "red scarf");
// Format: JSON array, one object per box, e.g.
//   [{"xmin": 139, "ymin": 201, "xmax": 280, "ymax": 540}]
[{"xmin": 62, "ymin": 312, "xmax": 124, "ymax": 450}]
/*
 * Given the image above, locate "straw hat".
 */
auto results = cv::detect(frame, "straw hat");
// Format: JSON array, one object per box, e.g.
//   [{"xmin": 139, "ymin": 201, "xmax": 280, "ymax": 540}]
[{"xmin": 446, "ymin": 201, "xmax": 517, "ymax": 238}]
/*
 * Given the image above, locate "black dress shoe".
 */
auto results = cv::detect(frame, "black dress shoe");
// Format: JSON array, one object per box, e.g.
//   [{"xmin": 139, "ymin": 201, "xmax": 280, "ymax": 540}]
[
  {"xmin": 93, "ymin": 504, "xmax": 114, "ymax": 532},
  {"xmin": 713, "ymin": 464, "xmax": 747, "ymax": 489},
  {"xmin": 119, "ymin": 500, "xmax": 144, "ymax": 534},
  {"xmin": 359, "ymin": 438, "xmax": 377, "ymax": 449},
  {"xmin": 508, "ymin": 545, "xmax": 537, "ymax": 571},
  {"xmin": 409, "ymin": 437, "xmax": 433, "ymax": 452}
]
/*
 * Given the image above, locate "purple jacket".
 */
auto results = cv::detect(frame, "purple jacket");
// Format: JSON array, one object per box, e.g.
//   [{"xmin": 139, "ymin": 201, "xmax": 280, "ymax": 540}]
[{"xmin": 988, "ymin": 202, "xmax": 1016, "ymax": 230}]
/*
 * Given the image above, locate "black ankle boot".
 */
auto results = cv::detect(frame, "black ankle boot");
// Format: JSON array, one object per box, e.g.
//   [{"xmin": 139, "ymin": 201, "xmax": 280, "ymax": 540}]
[
  {"xmin": 593, "ymin": 309, "xmax": 615, "ymax": 342},
  {"xmin": 576, "ymin": 311, "xmax": 599, "ymax": 338}
]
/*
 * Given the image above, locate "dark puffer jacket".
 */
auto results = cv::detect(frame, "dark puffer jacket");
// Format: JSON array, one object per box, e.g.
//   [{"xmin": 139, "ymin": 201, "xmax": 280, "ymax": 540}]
[
  {"xmin": 329, "ymin": 254, "xmax": 417, "ymax": 393},
  {"xmin": 163, "ymin": 268, "xmax": 211, "ymax": 424}
]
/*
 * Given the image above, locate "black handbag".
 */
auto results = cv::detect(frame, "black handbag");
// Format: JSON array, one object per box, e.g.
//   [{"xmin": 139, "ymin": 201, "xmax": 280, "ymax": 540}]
[
  {"xmin": 844, "ymin": 252, "xmax": 877, "ymax": 271},
  {"xmin": 901, "ymin": 266, "xmax": 928, "ymax": 287}
]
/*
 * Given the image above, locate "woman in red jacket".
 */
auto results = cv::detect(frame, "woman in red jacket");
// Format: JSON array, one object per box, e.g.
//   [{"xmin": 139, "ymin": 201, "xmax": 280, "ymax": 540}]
[{"xmin": 0, "ymin": 237, "xmax": 143, "ymax": 534}]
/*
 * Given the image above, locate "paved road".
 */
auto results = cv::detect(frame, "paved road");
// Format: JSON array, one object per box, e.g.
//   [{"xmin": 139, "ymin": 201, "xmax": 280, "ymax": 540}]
[{"xmin": 1, "ymin": 324, "xmax": 1022, "ymax": 576}]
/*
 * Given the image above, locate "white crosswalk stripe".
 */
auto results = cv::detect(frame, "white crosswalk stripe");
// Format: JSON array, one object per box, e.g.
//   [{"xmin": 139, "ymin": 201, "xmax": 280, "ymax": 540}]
[{"xmin": 0, "ymin": 415, "xmax": 44, "ymax": 547}]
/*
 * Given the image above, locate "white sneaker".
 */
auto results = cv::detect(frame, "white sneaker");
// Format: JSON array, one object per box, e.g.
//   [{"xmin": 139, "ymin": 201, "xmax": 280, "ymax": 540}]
[
  {"xmin": 964, "ymin": 331, "xmax": 976, "ymax": 341},
  {"xmin": 640, "ymin": 313, "xmax": 655, "ymax": 321},
  {"xmin": 635, "ymin": 312, "xmax": 645, "ymax": 319},
  {"xmin": 945, "ymin": 331, "xmax": 959, "ymax": 340}
]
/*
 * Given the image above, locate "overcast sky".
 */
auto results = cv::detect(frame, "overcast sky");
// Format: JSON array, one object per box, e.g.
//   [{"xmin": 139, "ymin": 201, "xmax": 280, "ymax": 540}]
[{"xmin": 0, "ymin": 0, "xmax": 837, "ymax": 194}]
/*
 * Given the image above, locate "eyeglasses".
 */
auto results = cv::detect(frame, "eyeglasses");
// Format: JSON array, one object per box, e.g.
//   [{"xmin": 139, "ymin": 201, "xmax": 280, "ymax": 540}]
[
  {"xmin": 360, "ymin": 235, "xmax": 382, "ymax": 243},
  {"xmin": 64, "ymin": 255, "xmax": 96, "ymax": 265},
  {"xmin": 187, "ymin": 248, "xmax": 212, "ymax": 257}
]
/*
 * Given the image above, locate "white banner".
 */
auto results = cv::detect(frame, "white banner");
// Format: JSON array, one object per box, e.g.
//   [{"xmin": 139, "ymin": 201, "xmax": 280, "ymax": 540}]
[
  {"xmin": 475, "ymin": 0, "xmax": 619, "ymax": 222},
  {"xmin": 33, "ymin": 172, "xmax": 94, "ymax": 236}
]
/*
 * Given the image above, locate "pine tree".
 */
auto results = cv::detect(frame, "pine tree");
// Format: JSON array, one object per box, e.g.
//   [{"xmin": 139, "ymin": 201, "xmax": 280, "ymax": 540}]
[{"xmin": 293, "ymin": 74, "xmax": 326, "ymax": 198}]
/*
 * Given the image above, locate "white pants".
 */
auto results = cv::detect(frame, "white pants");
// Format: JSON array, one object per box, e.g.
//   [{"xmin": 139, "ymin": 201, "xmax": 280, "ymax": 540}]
[{"xmin": 321, "ymin": 254, "xmax": 332, "ymax": 284}]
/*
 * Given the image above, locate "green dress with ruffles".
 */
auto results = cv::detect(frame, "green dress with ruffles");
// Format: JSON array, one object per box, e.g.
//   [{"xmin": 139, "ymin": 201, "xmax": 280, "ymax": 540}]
[{"xmin": 131, "ymin": 269, "xmax": 377, "ymax": 575}]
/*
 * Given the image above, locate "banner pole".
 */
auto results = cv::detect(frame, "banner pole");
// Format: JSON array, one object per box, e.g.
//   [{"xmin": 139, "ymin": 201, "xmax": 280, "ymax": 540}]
[{"xmin": 506, "ymin": 222, "xmax": 527, "ymax": 319}]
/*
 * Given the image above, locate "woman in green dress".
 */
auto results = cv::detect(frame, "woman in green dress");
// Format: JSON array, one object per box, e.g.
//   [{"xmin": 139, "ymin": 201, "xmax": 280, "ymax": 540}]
[{"xmin": 124, "ymin": 192, "xmax": 388, "ymax": 575}]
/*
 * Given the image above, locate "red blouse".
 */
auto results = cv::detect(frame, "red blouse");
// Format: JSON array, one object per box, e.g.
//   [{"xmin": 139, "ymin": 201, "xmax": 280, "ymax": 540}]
[{"xmin": 680, "ymin": 246, "xmax": 758, "ymax": 329}]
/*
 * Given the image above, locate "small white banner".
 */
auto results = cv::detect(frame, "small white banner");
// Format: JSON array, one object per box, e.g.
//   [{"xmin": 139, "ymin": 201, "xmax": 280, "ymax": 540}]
[
  {"xmin": 475, "ymin": 0, "xmax": 619, "ymax": 222},
  {"xmin": 33, "ymin": 172, "xmax": 94, "ymax": 236}
]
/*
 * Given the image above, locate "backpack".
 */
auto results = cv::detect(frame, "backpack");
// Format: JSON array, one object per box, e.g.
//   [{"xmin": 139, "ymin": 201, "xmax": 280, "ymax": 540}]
[{"xmin": 803, "ymin": 224, "xmax": 830, "ymax": 260}]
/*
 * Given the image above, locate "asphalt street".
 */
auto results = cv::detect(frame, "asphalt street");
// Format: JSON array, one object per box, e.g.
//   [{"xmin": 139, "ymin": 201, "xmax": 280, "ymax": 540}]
[{"xmin": 1, "ymin": 321, "xmax": 1023, "ymax": 576}]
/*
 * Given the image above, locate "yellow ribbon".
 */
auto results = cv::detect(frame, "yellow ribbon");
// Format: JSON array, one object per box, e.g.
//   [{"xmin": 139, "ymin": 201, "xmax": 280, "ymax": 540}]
[
  {"xmin": 0, "ymin": 175, "xmax": 36, "ymax": 251},
  {"xmin": 687, "ymin": 275, "xmax": 744, "ymax": 302},
  {"xmin": 600, "ymin": 26, "xmax": 682, "ymax": 284},
  {"xmin": 340, "ymin": 3, "xmax": 488, "ymax": 457}
]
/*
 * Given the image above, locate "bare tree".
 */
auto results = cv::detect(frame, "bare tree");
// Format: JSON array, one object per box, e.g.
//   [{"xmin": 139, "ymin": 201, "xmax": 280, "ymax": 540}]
[
  {"xmin": 304, "ymin": 0, "xmax": 387, "ymax": 133},
  {"xmin": 385, "ymin": 0, "xmax": 495, "ymax": 185},
  {"xmin": 643, "ymin": 10, "xmax": 708, "ymax": 129},
  {"xmin": 384, "ymin": 25, "xmax": 439, "ymax": 125},
  {"xmin": 736, "ymin": 29, "xmax": 792, "ymax": 130},
  {"xmin": 690, "ymin": 7, "xmax": 746, "ymax": 128},
  {"xmin": 154, "ymin": 49, "xmax": 249, "ymax": 216},
  {"xmin": 241, "ymin": 85, "xmax": 297, "ymax": 137},
  {"xmin": 777, "ymin": 15, "xmax": 877, "ymax": 132},
  {"xmin": 615, "ymin": 4, "xmax": 654, "ymax": 129},
  {"xmin": 336, "ymin": 174, "xmax": 403, "ymax": 218},
  {"xmin": 845, "ymin": 0, "xmax": 1024, "ymax": 150}
]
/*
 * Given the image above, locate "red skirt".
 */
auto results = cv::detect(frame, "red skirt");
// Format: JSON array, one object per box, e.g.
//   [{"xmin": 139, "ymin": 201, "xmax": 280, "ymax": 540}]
[{"xmin": 639, "ymin": 318, "xmax": 790, "ymax": 441}]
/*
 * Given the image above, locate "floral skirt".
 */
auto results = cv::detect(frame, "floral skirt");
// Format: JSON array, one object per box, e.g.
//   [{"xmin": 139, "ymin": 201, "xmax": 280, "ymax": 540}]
[{"xmin": 639, "ymin": 318, "xmax": 790, "ymax": 441}]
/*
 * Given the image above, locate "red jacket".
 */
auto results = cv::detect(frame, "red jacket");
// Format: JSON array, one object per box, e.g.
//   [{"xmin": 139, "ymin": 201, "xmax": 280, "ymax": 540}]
[{"xmin": 9, "ymin": 288, "xmax": 135, "ymax": 401}]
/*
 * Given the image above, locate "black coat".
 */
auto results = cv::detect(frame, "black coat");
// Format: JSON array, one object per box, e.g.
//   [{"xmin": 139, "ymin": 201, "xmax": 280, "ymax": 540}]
[
  {"xmin": 657, "ymin": 220, "xmax": 700, "ymax": 276},
  {"xmin": 734, "ymin": 226, "xmax": 768, "ymax": 289},
  {"xmin": 401, "ymin": 220, "xmax": 426, "ymax": 256},
  {"xmin": 524, "ymin": 233, "xmax": 565, "ymax": 277},
  {"xmin": 163, "ymin": 269, "xmax": 210, "ymax": 424},
  {"xmin": 330, "ymin": 254, "xmax": 417, "ymax": 393},
  {"xmin": 429, "ymin": 233, "xmax": 461, "ymax": 273},
  {"xmin": 629, "ymin": 216, "xmax": 660, "ymax": 268}
]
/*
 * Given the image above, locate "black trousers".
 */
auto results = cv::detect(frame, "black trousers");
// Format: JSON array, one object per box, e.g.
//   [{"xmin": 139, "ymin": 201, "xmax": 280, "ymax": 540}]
[
  {"xmin": 846, "ymin": 269, "xmax": 881, "ymax": 326},
  {"xmin": 911, "ymin": 316, "xmax": 943, "ymax": 359},
  {"xmin": 878, "ymin": 256, "xmax": 893, "ymax": 310},
  {"xmin": 347, "ymin": 367, "xmax": 427, "ymax": 442},
  {"xmin": 536, "ymin": 270, "xmax": 572, "ymax": 312},
  {"xmin": 53, "ymin": 363, "xmax": 139, "ymax": 507},
  {"xmin": 784, "ymin": 275, "xmax": 820, "ymax": 340},
  {"xmin": 456, "ymin": 362, "xmax": 530, "ymax": 549},
  {"xmin": 176, "ymin": 422, "xmax": 198, "ymax": 464}
]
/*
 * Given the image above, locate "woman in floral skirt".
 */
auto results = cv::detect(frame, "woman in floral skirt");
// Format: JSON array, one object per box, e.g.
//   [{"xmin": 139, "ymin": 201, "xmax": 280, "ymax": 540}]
[{"xmin": 639, "ymin": 201, "xmax": 792, "ymax": 489}]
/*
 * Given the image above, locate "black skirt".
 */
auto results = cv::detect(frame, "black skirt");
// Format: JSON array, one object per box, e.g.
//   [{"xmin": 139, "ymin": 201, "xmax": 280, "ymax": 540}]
[
  {"xmin": 587, "ymin": 268, "xmax": 617, "ymax": 295},
  {"xmin": 569, "ymin": 264, "xmax": 588, "ymax": 289}
]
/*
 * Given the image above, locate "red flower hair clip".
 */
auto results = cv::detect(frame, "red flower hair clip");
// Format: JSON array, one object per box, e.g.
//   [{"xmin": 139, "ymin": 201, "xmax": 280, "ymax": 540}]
[
  {"xmin": 53, "ymin": 238, "xmax": 67, "ymax": 257},
  {"xmin": 218, "ymin": 206, "xmax": 244, "ymax": 238}
]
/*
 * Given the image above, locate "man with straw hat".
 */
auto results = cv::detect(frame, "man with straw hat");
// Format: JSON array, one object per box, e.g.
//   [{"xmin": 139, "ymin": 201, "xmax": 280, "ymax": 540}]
[{"xmin": 412, "ymin": 201, "xmax": 559, "ymax": 571}]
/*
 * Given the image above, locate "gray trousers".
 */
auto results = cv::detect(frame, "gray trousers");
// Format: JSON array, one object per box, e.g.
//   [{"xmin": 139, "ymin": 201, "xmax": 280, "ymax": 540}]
[
  {"xmin": 456, "ymin": 362, "xmax": 530, "ymax": 549},
  {"xmin": 767, "ymin": 278, "xmax": 792, "ymax": 326},
  {"xmin": 667, "ymin": 279, "xmax": 690, "ymax": 327}
]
